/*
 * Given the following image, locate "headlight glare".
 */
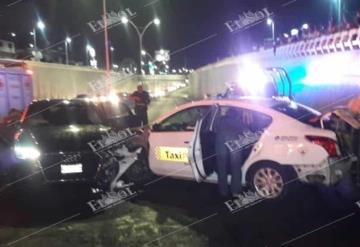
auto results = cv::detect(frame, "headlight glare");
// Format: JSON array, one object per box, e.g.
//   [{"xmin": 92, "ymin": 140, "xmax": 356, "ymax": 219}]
[{"xmin": 14, "ymin": 146, "xmax": 41, "ymax": 160}]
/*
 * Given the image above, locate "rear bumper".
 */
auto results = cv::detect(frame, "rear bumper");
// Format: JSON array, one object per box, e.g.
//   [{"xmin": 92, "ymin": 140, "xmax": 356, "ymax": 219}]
[
  {"xmin": 5, "ymin": 160, "xmax": 99, "ymax": 185},
  {"xmin": 294, "ymin": 155, "xmax": 356, "ymax": 185},
  {"xmin": 327, "ymin": 155, "xmax": 357, "ymax": 185}
]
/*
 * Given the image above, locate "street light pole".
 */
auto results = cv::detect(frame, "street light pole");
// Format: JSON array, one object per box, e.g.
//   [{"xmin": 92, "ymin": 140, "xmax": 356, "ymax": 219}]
[
  {"xmin": 110, "ymin": 46, "xmax": 115, "ymax": 68},
  {"xmin": 65, "ymin": 41, "xmax": 69, "ymax": 64},
  {"xmin": 121, "ymin": 17, "xmax": 160, "ymax": 74},
  {"xmin": 267, "ymin": 18, "xmax": 276, "ymax": 54},
  {"xmin": 267, "ymin": 18, "xmax": 275, "ymax": 43},
  {"xmin": 33, "ymin": 28, "xmax": 37, "ymax": 51},
  {"xmin": 32, "ymin": 20, "xmax": 45, "ymax": 61},
  {"xmin": 103, "ymin": 0, "xmax": 110, "ymax": 76}
]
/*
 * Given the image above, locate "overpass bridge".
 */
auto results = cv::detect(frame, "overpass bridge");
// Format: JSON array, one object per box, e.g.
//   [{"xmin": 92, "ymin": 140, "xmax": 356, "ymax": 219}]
[{"xmin": 189, "ymin": 26, "xmax": 360, "ymax": 111}]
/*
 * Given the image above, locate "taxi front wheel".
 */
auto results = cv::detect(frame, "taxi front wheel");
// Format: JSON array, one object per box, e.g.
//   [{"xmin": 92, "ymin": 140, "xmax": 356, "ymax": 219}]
[{"xmin": 247, "ymin": 163, "xmax": 298, "ymax": 199}]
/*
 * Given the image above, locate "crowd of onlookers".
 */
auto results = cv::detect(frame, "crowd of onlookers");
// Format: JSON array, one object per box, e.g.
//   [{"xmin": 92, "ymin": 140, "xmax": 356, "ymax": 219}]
[{"xmin": 279, "ymin": 9, "xmax": 360, "ymax": 45}]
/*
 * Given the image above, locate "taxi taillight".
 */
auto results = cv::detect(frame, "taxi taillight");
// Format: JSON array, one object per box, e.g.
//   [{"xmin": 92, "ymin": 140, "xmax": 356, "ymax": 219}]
[{"xmin": 306, "ymin": 135, "xmax": 339, "ymax": 157}]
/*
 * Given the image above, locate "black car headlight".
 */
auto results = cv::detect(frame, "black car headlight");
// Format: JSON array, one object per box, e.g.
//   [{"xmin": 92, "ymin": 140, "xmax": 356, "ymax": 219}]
[{"xmin": 14, "ymin": 145, "xmax": 41, "ymax": 160}]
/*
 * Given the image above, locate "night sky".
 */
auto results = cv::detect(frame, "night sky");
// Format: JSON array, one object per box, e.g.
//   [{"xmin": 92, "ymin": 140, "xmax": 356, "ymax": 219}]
[{"xmin": 0, "ymin": 0, "xmax": 360, "ymax": 69}]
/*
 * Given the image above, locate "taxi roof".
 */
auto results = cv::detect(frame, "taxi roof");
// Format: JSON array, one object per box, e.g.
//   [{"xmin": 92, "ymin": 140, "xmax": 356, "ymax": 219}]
[
  {"xmin": 180, "ymin": 96, "xmax": 290, "ymax": 108},
  {"xmin": 154, "ymin": 96, "xmax": 292, "ymax": 123}
]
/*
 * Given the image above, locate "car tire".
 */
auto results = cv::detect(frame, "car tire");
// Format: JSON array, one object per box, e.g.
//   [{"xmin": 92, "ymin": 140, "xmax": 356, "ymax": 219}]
[{"xmin": 247, "ymin": 162, "xmax": 298, "ymax": 200}]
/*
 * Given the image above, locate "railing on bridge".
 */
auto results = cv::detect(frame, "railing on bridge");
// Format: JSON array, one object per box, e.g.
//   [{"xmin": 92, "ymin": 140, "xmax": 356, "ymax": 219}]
[{"xmin": 275, "ymin": 27, "xmax": 360, "ymax": 58}]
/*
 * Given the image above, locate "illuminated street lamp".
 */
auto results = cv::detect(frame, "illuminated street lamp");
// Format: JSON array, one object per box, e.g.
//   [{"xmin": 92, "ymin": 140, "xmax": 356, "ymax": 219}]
[
  {"xmin": 65, "ymin": 37, "xmax": 71, "ymax": 65},
  {"xmin": 121, "ymin": 16, "xmax": 160, "ymax": 74},
  {"xmin": 121, "ymin": 16, "xmax": 129, "ymax": 24},
  {"xmin": 154, "ymin": 18, "xmax": 161, "ymax": 26},
  {"xmin": 37, "ymin": 20, "xmax": 45, "ymax": 30},
  {"xmin": 291, "ymin": 28, "xmax": 299, "ymax": 36},
  {"xmin": 10, "ymin": 32, "xmax": 16, "ymax": 37},
  {"xmin": 301, "ymin": 23, "xmax": 309, "ymax": 30}
]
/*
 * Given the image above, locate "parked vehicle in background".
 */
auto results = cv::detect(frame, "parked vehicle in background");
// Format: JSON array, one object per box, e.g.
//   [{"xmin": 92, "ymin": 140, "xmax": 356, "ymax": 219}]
[{"xmin": 0, "ymin": 66, "xmax": 33, "ymax": 118}]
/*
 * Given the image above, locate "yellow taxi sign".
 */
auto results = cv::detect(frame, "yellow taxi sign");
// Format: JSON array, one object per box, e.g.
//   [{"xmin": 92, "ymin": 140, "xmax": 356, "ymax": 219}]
[{"xmin": 155, "ymin": 146, "xmax": 189, "ymax": 163}]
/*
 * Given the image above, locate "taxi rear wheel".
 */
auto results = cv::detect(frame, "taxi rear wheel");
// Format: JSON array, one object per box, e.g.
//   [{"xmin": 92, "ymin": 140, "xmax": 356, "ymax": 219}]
[{"xmin": 247, "ymin": 162, "xmax": 298, "ymax": 199}]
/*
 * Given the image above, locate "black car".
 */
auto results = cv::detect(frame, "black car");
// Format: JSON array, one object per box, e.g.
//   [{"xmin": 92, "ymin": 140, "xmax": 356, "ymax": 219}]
[{"xmin": 7, "ymin": 99, "xmax": 150, "ymax": 191}]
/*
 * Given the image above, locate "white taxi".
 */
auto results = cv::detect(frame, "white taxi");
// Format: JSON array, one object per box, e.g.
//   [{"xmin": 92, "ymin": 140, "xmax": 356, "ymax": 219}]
[{"xmin": 148, "ymin": 97, "xmax": 358, "ymax": 199}]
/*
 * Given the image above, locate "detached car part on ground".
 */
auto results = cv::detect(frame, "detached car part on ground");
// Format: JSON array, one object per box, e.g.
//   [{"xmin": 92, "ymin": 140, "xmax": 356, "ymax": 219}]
[
  {"xmin": 148, "ymin": 97, "xmax": 359, "ymax": 199},
  {"xmin": 3, "ymin": 99, "xmax": 151, "ymax": 192}
]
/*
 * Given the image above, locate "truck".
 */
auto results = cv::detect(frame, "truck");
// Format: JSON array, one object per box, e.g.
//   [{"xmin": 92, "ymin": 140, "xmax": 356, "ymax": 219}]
[{"xmin": 0, "ymin": 63, "xmax": 33, "ymax": 118}]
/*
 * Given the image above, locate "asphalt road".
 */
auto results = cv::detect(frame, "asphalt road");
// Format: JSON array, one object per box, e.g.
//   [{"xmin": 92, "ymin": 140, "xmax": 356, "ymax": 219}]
[
  {"xmin": 0, "ymin": 87, "xmax": 360, "ymax": 247},
  {"xmin": 0, "ymin": 175, "xmax": 360, "ymax": 247}
]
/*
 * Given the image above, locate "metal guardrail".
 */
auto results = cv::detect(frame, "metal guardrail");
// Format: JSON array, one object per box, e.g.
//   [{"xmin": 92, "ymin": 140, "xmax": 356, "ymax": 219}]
[{"xmin": 274, "ymin": 27, "xmax": 360, "ymax": 58}]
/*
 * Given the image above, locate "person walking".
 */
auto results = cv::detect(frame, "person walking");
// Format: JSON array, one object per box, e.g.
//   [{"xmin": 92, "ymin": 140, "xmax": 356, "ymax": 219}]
[{"xmin": 131, "ymin": 84, "xmax": 151, "ymax": 126}]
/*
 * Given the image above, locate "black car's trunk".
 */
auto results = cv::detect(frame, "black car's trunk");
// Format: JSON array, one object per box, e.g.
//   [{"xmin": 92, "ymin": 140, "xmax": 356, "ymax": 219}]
[
  {"xmin": 28, "ymin": 125, "xmax": 108, "ymax": 182},
  {"xmin": 30, "ymin": 125, "xmax": 107, "ymax": 152}
]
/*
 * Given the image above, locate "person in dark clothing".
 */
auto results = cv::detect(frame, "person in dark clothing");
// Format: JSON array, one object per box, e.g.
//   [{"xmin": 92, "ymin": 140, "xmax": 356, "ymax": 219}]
[
  {"xmin": 214, "ymin": 108, "xmax": 252, "ymax": 197},
  {"xmin": 131, "ymin": 85, "xmax": 151, "ymax": 126}
]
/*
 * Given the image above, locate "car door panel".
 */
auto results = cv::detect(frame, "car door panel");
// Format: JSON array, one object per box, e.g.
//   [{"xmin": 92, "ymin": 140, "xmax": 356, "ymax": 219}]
[
  {"xmin": 149, "ymin": 106, "xmax": 210, "ymax": 180},
  {"xmin": 149, "ymin": 131, "xmax": 194, "ymax": 179}
]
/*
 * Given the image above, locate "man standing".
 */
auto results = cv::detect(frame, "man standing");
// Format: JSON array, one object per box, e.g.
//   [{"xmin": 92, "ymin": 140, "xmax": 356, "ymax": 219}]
[
  {"xmin": 131, "ymin": 85, "xmax": 151, "ymax": 126},
  {"xmin": 214, "ymin": 108, "xmax": 248, "ymax": 197}
]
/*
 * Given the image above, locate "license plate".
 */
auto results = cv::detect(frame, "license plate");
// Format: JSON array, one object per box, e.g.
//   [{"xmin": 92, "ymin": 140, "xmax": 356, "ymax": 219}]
[{"xmin": 61, "ymin": 164, "xmax": 83, "ymax": 174}]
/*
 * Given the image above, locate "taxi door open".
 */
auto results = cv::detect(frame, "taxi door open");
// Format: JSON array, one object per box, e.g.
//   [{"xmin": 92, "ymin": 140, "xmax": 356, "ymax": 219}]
[{"xmin": 188, "ymin": 104, "xmax": 219, "ymax": 182}]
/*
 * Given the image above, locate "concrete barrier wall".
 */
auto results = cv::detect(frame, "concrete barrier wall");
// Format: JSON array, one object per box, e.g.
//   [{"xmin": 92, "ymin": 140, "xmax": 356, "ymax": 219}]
[
  {"xmin": 25, "ymin": 61, "xmax": 186, "ymax": 99},
  {"xmin": 113, "ymin": 74, "xmax": 187, "ymax": 96},
  {"xmin": 26, "ymin": 61, "xmax": 128, "ymax": 99}
]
